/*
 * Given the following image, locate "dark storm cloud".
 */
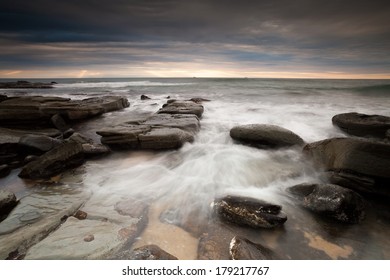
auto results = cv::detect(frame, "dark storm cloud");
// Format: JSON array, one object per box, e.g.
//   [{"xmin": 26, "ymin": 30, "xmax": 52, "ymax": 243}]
[{"xmin": 1, "ymin": 0, "xmax": 389, "ymax": 76}]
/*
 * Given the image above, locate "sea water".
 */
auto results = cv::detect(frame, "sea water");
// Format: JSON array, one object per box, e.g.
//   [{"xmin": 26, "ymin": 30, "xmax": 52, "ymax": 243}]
[{"xmin": 1, "ymin": 78, "xmax": 389, "ymax": 259}]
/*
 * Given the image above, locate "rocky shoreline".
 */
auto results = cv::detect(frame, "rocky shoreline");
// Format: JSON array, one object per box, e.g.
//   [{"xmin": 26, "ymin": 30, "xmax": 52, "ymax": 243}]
[{"xmin": 0, "ymin": 86, "xmax": 389, "ymax": 260}]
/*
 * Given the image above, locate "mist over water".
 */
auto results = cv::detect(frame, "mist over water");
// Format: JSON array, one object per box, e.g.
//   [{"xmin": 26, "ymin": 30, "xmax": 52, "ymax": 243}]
[{"xmin": 1, "ymin": 78, "xmax": 389, "ymax": 259}]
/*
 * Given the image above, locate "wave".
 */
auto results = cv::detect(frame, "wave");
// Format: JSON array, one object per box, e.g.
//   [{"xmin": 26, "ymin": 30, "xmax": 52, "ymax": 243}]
[
  {"xmin": 352, "ymin": 83, "xmax": 390, "ymax": 93},
  {"xmin": 54, "ymin": 80, "xmax": 195, "ymax": 89}
]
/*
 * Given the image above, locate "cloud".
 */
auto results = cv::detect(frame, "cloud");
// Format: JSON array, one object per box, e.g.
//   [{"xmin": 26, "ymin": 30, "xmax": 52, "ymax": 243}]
[{"xmin": 0, "ymin": 0, "xmax": 389, "ymax": 78}]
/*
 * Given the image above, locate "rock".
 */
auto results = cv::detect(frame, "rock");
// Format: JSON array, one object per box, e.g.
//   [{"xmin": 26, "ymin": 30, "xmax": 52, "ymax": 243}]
[
  {"xmin": 23, "ymin": 155, "xmax": 39, "ymax": 164},
  {"xmin": 230, "ymin": 124, "xmax": 304, "ymax": 149},
  {"xmin": 288, "ymin": 183, "xmax": 365, "ymax": 223},
  {"xmin": 68, "ymin": 132, "xmax": 93, "ymax": 144},
  {"xmin": 139, "ymin": 127, "xmax": 194, "ymax": 150},
  {"xmin": 63, "ymin": 128, "xmax": 75, "ymax": 139},
  {"xmin": 213, "ymin": 195, "xmax": 287, "ymax": 228},
  {"xmin": 0, "ymin": 185, "xmax": 90, "ymax": 259},
  {"xmin": 0, "ymin": 81, "xmax": 54, "ymax": 89},
  {"xmin": 81, "ymin": 143, "xmax": 110, "ymax": 157},
  {"xmin": 125, "ymin": 245, "xmax": 178, "ymax": 260},
  {"xmin": 325, "ymin": 171, "xmax": 383, "ymax": 197},
  {"xmin": 97, "ymin": 117, "xmax": 197, "ymax": 150},
  {"xmin": 303, "ymin": 138, "xmax": 390, "ymax": 197},
  {"xmin": 0, "ymin": 190, "xmax": 18, "ymax": 221},
  {"xmin": 332, "ymin": 112, "xmax": 390, "ymax": 138},
  {"xmin": 189, "ymin": 97, "xmax": 211, "ymax": 103},
  {"xmin": 19, "ymin": 134, "xmax": 63, "ymax": 153},
  {"xmin": 19, "ymin": 141, "xmax": 85, "ymax": 179},
  {"xmin": 0, "ymin": 94, "xmax": 8, "ymax": 102},
  {"xmin": 74, "ymin": 210, "xmax": 88, "ymax": 220},
  {"xmin": 229, "ymin": 236, "xmax": 281, "ymax": 260},
  {"xmin": 84, "ymin": 234, "xmax": 94, "ymax": 242},
  {"xmin": 158, "ymin": 101, "xmax": 204, "ymax": 118},
  {"xmin": 141, "ymin": 114, "xmax": 200, "ymax": 133},
  {"xmin": 51, "ymin": 114, "xmax": 69, "ymax": 132},
  {"xmin": 0, "ymin": 95, "xmax": 129, "ymax": 125},
  {"xmin": 140, "ymin": 94, "xmax": 151, "ymax": 100},
  {"xmin": 0, "ymin": 164, "xmax": 11, "ymax": 178}
]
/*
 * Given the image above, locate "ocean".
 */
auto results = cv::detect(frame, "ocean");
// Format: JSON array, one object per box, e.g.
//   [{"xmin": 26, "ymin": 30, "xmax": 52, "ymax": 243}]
[{"xmin": 1, "ymin": 78, "xmax": 389, "ymax": 259}]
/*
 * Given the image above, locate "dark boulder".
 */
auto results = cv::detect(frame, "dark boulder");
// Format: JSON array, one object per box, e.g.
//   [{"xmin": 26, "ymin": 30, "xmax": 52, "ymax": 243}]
[
  {"xmin": 18, "ymin": 141, "xmax": 85, "ymax": 179},
  {"xmin": 0, "ymin": 94, "xmax": 8, "ymax": 102},
  {"xmin": 19, "ymin": 134, "xmax": 63, "ymax": 153},
  {"xmin": 189, "ymin": 97, "xmax": 211, "ymax": 103},
  {"xmin": 332, "ymin": 112, "xmax": 390, "ymax": 138},
  {"xmin": 230, "ymin": 124, "xmax": 304, "ymax": 149},
  {"xmin": 229, "ymin": 236, "xmax": 281, "ymax": 260},
  {"xmin": 140, "ymin": 94, "xmax": 151, "ymax": 100},
  {"xmin": 0, "ymin": 164, "xmax": 11, "ymax": 178},
  {"xmin": 287, "ymin": 183, "xmax": 365, "ymax": 223},
  {"xmin": 0, "ymin": 190, "xmax": 18, "ymax": 221},
  {"xmin": 213, "ymin": 195, "xmax": 287, "ymax": 228},
  {"xmin": 124, "ymin": 245, "xmax": 178, "ymax": 260},
  {"xmin": 51, "ymin": 114, "xmax": 69, "ymax": 132}
]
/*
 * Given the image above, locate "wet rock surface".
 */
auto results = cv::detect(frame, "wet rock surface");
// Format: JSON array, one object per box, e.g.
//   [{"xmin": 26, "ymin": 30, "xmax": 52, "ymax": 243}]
[
  {"xmin": 229, "ymin": 236, "xmax": 281, "ymax": 260},
  {"xmin": 304, "ymin": 137, "xmax": 390, "ymax": 198},
  {"xmin": 0, "ymin": 190, "xmax": 18, "ymax": 221},
  {"xmin": 0, "ymin": 95, "xmax": 129, "ymax": 126},
  {"xmin": 213, "ymin": 195, "xmax": 287, "ymax": 228},
  {"xmin": 158, "ymin": 100, "xmax": 204, "ymax": 118},
  {"xmin": 19, "ymin": 141, "xmax": 85, "ymax": 179},
  {"xmin": 332, "ymin": 112, "xmax": 390, "ymax": 138},
  {"xmin": 19, "ymin": 134, "xmax": 63, "ymax": 153},
  {"xmin": 288, "ymin": 183, "xmax": 365, "ymax": 223},
  {"xmin": 230, "ymin": 124, "xmax": 304, "ymax": 149},
  {"xmin": 0, "ymin": 185, "xmax": 90, "ymax": 259},
  {"xmin": 117, "ymin": 244, "xmax": 178, "ymax": 260},
  {"xmin": 97, "ymin": 101, "xmax": 202, "ymax": 150}
]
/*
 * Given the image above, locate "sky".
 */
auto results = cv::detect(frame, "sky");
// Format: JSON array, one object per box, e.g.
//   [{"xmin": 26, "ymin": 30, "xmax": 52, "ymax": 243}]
[{"xmin": 0, "ymin": 0, "xmax": 389, "ymax": 79}]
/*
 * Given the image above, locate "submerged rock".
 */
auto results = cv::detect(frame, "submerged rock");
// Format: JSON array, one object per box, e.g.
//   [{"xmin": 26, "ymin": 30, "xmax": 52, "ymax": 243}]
[
  {"xmin": 213, "ymin": 195, "xmax": 287, "ymax": 228},
  {"xmin": 230, "ymin": 124, "xmax": 304, "ymax": 149},
  {"xmin": 229, "ymin": 236, "xmax": 281, "ymax": 260},
  {"xmin": 19, "ymin": 141, "xmax": 85, "ymax": 179},
  {"xmin": 122, "ymin": 245, "xmax": 178, "ymax": 260},
  {"xmin": 140, "ymin": 94, "xmax": 151, "ymax": 100},
  {"xmin": 332, "ymin": 112, "xmax": 390, "ymax": 138},
  {"xmin": 288, "ymin": 183, "xmax": 365, "ymax": 223}
]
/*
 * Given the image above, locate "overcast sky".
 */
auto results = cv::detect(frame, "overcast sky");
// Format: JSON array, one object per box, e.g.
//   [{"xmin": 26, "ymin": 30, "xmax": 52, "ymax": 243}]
[{"xmin": 1, "ymin": 0, "xmax": 389, "ymax": 78}]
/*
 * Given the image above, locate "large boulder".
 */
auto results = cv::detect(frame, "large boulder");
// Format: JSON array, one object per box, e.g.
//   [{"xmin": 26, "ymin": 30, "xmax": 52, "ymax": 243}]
[
  {"xmin": 18, "ymin": 141, "xmax": 85, "ymax": 179},
  {"xmin": 213, "ymin": 195, "xmax": 287, "ymax": 228},
  {"xmin": 229, "ymin": 236, "xmax": 281, "ymax": 260},
  {"xmin": 303, "ymin": 137, "xmax": 390, "ymax": 181},
  {"xmin": 287, "ymin": 183, "xmax": 365, "ymax": 223},
  {"xmin": 230, "ymin": 124, "xmax": 304, "ymax": 149},
  {"xmin": 97, "ymin": 114, "xmax": 198, "ymax": 150},
  {"xmin": 0, "ymin": 190, "xmax": 18, "ymax": 221},
  {"xmin": 158, "ymin": 101, "xmax": 204, "ymax": 118},
  {"xmin": 332, "ymin": 112, "xmax": 390, "ymax": 138}
]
